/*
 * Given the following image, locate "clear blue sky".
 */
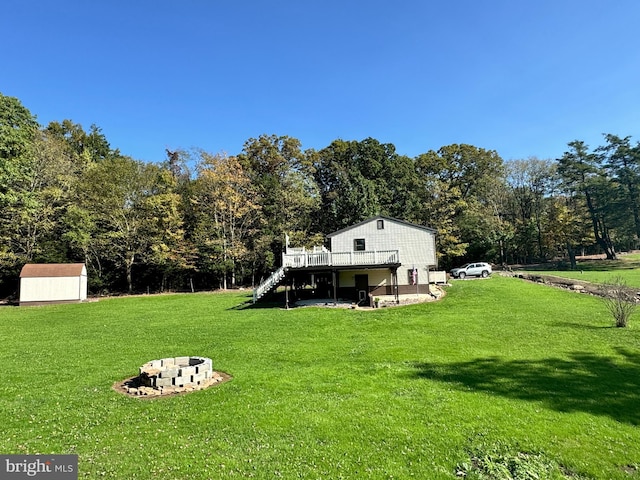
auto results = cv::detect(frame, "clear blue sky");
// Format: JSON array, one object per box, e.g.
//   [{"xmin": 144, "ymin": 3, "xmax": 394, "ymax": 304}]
[{"xmin": 2, "ymin": 1, "xmax": 639, "ymax": 163}]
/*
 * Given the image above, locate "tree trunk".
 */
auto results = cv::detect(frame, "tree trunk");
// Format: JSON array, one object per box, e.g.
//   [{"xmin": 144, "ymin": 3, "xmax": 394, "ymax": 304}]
[
  {"xmin": 567, "ymin": 243, "xmax": 577, "ymax": 270},
  {"xmin": 603, "ymin": 225, "xmax": 617, "ymax": 260},
  {"xmin": 536, "ymin": 215, "xmax": 544, "ymax": 260},
  {"xmin": 626, "ymin": 181, "xmax": 640, "ymax": 247},
  {"xmin": 231, "ymin": 261, "xmax": 236, "ymax": 288},
  {"xmin": 585, "ymin": 191, "xmax": 616, "ymax": 260},
  {"xmin": 126, "ymin": 255, "xmax": 134, "ymax": 294}
]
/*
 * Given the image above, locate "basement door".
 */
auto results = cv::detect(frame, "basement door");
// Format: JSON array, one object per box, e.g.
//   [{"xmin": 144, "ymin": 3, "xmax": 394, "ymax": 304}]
[{"xmin": 355, "ymin": 274, "xmax": 369, "ymax": 304}]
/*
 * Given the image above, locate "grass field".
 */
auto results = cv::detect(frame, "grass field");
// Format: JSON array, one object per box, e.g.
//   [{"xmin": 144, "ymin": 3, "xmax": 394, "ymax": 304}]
[
  {"xmin": 522, "ymin": 253, "xmax": 640, "ymax": 287},
  {"xmin": 2, "ymin": 277, "xmax": 640, "ymax": 479}
]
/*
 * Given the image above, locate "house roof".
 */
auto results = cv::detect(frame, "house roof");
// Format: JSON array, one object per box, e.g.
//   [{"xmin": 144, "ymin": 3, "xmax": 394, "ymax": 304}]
[
  {"xmin": 326, "ymin": 215, "xmax": 437, "ymax": 238},
  {"xmin": 20, "ymin": 263, "xmax": 86, "ymax": 278}
]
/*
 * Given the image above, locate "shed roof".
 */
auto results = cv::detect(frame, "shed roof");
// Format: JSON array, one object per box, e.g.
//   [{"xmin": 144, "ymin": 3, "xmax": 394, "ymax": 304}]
[{"xmin": 20, "ymin": 263, "xmax": 86, "ymax": 278}]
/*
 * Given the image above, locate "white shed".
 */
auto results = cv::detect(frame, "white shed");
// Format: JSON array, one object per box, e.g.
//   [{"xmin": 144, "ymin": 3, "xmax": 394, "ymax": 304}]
[{"xmin": 19, "ymin": 263, "xmax": 88, "ymax": 306}]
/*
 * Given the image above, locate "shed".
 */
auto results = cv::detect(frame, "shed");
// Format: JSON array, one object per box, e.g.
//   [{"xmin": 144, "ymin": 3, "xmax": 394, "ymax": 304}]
[{"xmin": 19, "ymin": 263, "xmax": 88, "ymax": 306}]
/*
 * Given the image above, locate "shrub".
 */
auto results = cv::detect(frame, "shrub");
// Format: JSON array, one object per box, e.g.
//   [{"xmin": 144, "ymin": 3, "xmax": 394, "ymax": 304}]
[
  {"xmin": 601, "ymin": 275, "xmax": 637, "ymax": 328},
  {"xmin": 455, "ymin": 437, "xmax": 588, "ymax": 480}
]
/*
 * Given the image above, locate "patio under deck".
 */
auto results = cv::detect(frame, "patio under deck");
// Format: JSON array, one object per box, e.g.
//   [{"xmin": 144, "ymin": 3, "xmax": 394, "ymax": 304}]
[{"xmin": 253, "ymin": 250, "xmax": 401, "ymax": 304}]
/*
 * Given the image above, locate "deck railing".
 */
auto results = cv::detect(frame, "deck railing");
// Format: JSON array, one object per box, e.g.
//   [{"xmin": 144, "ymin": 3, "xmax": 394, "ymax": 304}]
[{"xmin": 282, "ymin": 250, "xmax": 399, "ymax": 268}]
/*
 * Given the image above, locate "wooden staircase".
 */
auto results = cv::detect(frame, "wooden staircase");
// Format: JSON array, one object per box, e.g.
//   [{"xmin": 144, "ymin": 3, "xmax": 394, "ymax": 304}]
[{"xmin": 253, "ymin": 266, "xmax": 287, "ymax": 303}]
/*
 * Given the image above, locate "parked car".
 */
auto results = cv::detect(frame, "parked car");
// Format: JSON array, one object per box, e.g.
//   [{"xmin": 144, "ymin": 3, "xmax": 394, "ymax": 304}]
[{"xmin": 450, "ymin": 262, "xmax": 492, "ymax": 279}]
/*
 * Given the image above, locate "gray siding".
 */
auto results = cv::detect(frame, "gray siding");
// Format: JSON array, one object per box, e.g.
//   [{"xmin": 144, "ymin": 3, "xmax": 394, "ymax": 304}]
[
  {"xmin": 338, "ymin": 269, "xmax": 390, "ymax": 288},
  {"xmin": 329, "ymin": 218, "xmax": 436, "ymax": 286}
]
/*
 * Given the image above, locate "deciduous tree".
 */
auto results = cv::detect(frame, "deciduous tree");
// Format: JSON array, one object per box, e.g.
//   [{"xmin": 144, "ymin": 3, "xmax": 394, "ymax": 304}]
[
  {"xmin": 192, "ymin": 152, "xmax": 260, "ymax": 289},
  {"xmin": 414, "ymin": 144, "xmax": 504, "ymax": 266},
  {"xmin": 77, "ymin": 156, "xmax": 177, "ymax": 293},
  {"xmin": 313, "ymin": 138, "xmax": 408, "ymax": 233},
  {"xmin": 238, "ymin": 135, "xmax": 319, "ymax": 274}
]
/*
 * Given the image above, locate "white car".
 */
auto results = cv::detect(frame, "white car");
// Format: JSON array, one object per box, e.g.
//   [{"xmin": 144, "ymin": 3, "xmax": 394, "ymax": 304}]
[{"xmin": 450, "ymin": 262, "xmax": 492, "ymax": 279}]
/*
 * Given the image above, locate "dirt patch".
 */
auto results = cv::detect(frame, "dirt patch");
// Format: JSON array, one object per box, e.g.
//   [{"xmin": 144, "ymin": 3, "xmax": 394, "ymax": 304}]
[
  {"xmin": 112, "ymin": 371, "xmax": 232, "ymax": 398},
  {"xmin": 621, "ymin": 464, "xmax": 638, "ymax": 475}
]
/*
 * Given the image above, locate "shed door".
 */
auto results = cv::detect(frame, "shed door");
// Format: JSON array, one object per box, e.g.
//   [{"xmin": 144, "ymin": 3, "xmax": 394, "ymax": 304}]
[{"xmin": 355, "ymin": 274, "xmax": 369, "ymax": 303}]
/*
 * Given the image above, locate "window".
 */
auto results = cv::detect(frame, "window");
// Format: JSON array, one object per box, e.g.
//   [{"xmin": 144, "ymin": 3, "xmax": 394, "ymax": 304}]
[
  {"xmin": 377, "ymin": 219, "xmax": 384, "ymax": 230},
  {"xmin": 354, "ymin": 238, "xmax": 366, "ymax": 251}
]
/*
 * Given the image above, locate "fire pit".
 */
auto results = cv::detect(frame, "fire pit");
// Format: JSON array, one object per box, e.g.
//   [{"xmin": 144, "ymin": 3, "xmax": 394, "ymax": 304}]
[{"xmin": 115, "ymin": 356, "xmax": 230, "ymax": 397}]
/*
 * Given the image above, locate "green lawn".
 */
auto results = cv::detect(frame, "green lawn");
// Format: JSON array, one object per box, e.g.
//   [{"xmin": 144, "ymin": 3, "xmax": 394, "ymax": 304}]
[
  {"xmin": 1, "ymin": 278, "xmax": 640, "ymax": 479},
  {"xmin": 522, "ymin": 253, "xmax": 640, "ymax": 287}
]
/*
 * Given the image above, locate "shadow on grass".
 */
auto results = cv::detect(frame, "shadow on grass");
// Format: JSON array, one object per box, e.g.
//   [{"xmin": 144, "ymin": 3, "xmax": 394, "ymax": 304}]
[
  {"xmin": 230, "ymin": 299, "xmax": 285, "ymax": 310},
  {"xmin": 555, "ymin": 321, "xmax": 616, "ymax": 330},
  {"xmin": 575, "ymin": 261, "xmax": 640, "ymax": 272},
  {"xmin": 413, "ymin": 348, "xmax": 640, "ymax": 425}
]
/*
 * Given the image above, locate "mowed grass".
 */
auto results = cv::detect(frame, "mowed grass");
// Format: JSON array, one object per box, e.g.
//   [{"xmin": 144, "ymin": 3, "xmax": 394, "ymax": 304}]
[
  {"xmin": 1, "ymin": 278, "xmax": 640, "ymax": 479},
  {"xmin": 522, "ymin": 252, "xmax": 640, "ymax": 287}
]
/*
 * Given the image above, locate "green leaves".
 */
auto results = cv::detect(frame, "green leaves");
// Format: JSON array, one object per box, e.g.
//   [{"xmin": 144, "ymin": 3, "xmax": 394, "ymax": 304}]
[
  {"xmin": 0, "ymin": 92, "xmax": 38, "ymax": 161},
  {"xmin": 192, "ymin": 152, "xmax": 260, "ymax": 288},
  {"xmin": 314, "ymin": 138, "xmax": 405, "ymax": 232},
  {"xmin": 556, "ymin": 137, "xmax": 638, "ymax": 260}
]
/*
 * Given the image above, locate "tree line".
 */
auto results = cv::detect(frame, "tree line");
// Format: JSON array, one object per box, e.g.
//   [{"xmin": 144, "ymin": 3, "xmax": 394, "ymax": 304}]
[{"xmin": 1, "ymin": 92, "xmax": 638, "ymax": 296}]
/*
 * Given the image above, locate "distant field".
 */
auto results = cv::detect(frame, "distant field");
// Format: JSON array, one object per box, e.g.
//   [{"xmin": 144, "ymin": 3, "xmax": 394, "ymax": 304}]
[
  {"xmin": 522, "ymin": 252, "xmax": 640, "ymax": 287},
  {"xmin": 522, "ymin": 269, "xmax": 640, "ymax": 287},
  {"xmin": 1, "ymin": 278, "xmax": 640, "ymax": 479}
]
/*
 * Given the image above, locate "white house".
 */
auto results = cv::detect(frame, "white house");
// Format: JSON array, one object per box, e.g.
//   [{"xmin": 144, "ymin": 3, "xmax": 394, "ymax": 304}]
[
  {"xmin": 254, "ymin": 216, "xmax": 440, "ymax": 305},
  {"xmin": 19, "ymin": 263, "xmax": 88, "ymax": 306},
  {"xmin": 326, "ymin": 216, "xmax": 437, "ymax": 301}
]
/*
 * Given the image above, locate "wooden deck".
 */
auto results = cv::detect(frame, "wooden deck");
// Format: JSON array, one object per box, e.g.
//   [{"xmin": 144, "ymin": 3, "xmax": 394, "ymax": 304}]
[{"xmin": 282, "ymin": 250, "xmax": 400, "ymax": 269}]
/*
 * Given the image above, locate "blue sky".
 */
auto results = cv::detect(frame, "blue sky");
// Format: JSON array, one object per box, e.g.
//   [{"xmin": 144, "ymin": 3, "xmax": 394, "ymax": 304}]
[{"xmin": 2, "ymin": 1, "xmax": 639, "ymax": 163}]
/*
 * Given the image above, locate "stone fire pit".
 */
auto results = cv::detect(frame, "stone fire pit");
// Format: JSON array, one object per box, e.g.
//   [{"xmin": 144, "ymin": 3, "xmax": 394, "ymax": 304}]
[{"xmin": 115, "ymin": 356, "xmax": 230, "ymax": 397}]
